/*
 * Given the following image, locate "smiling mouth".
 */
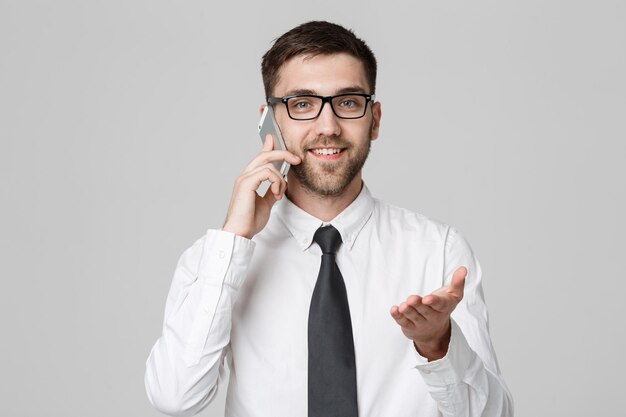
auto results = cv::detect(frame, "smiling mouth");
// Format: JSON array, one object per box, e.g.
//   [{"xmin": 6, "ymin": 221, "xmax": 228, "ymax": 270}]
[{"xmin": 308, "ymin": 147, "xmax": 346, "ymax": 158}]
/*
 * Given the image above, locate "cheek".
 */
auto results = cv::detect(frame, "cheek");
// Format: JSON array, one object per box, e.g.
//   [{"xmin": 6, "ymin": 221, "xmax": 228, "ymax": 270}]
[
  {"xmin": 281, "ymin": 125, "xmax": 310, "ymax": 149},
  {"xmin": 345, "ymin": 125, "xmax": 371, "ymax": 143}
]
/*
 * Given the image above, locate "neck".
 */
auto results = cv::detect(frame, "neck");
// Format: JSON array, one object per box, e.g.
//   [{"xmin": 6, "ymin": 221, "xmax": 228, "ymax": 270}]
[{"xmin": 285, "ymin": 173, "xmax": 363, "ymax": 222}]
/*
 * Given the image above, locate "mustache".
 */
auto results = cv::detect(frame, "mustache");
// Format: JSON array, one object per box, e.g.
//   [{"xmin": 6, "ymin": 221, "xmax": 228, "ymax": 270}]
[{"xmin": 302, "ymin": 137, "xmax": 351, "ymax": 150}]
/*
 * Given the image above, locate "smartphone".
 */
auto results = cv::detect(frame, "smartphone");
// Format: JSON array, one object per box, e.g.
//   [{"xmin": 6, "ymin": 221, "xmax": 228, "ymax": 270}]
[{"xmin": 257, "ymin": 105, "xmax": 290, "ymax": 196}]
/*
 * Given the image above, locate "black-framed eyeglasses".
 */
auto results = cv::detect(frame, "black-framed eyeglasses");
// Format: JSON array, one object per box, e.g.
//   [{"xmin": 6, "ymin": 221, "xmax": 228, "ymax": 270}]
[{"xmin": 267, "ymin": 93, "xmax": 375, "ymax": 121}]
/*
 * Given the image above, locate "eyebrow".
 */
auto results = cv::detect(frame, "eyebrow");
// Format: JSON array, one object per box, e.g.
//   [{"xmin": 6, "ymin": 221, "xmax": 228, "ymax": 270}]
[{"xmin": 282, "ymin": 85, "xmax": 368, "ymax": 97}]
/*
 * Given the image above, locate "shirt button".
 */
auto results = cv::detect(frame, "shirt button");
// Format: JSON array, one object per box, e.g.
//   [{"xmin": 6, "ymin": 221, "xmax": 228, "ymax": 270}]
[{"xmin": 218, "ymin": 250, "xmax": 225, "ymax": 259}]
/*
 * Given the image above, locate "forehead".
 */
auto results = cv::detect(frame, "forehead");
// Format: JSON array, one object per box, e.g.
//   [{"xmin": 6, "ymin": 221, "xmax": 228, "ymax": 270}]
[{"xmin": 273, "ymin": 53, "xmax": 369, "ymax": 96}]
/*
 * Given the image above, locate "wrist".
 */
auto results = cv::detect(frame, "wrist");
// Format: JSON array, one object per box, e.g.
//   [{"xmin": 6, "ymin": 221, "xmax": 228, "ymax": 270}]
[
  {"xmin": 222, "ymin": 222, "xmax": 254, "ymax": 240},
  {"xmin": 412, "ymin": 321, "xmax": 451, "ymax": 362}
]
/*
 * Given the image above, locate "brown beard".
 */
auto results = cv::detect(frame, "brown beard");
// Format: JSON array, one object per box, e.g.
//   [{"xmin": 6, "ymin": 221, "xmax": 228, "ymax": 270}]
[{"xmin": 290, "ymin": 135, "xmax": 372, "ymax": 197}]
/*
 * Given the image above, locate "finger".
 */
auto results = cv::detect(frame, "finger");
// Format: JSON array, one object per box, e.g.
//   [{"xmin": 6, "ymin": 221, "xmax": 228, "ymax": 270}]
[
  {"xmin": 245, "ymin": 150, "xmax": 301, "ymax": 173},
  {"xmin": 448, "ymin": 266, "xmax": 467, "ymax": 300},
  {"xmin": 262, "ymin": 134, "xmax": 274, "ymax": 151},
  {"xmin": 398, "ymin": 301, "xmax": 425, "ymax": 323},
  {"xmin": 405, "ymin": 294, "xmax": 423, "ymax": 308},
  {"xmin": 244, "ymin": 152, "xmax": 299, "ymax": 174},
  {"xmin": 263, "ymin": 150, "xmax": 301, "ymax": 166},
  {"xmin": 390, "ymin": 306, "xmax": 415, "ymax": 329},
  {"xmin": 270, "ymin": 175, "xmax": 288, "ymax": 201},
  {"xmin": 247, "ymin": 162, "xmax": 285, "ymax": 181},
  {"xmin": 253, "ymin": 164, "xmax": 288, "ymax": 201},
  {"xmin": 280, "ymin": 176, "xmax": 288, "ymax": 195},
  {"xmin": 260, "ymin": 133, "xmax": 301, "ymax": 165},
  {"xmin": 404, "ymin": 295, "xmax": 431, "ymax": 321},
  {"xmin": 269, "ymin": 178, "xmax": 283, "ymax": 199},
  {"xmin": 421, "ymin": 294, "xmax": 450, "ymax": 313},
  {"xmin": 240, "ymin": 164, "xmax": 285, "ymax": 193},
  {"xmin": 414, "ymin": 299, "xmax": 445, "ymax": 318}
]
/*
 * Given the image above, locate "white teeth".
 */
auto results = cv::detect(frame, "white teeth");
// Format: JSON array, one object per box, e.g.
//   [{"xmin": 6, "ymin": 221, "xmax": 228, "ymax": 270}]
[{"xmin": 312, "ymin": 148, "xmax": 342, "ymax": 155}]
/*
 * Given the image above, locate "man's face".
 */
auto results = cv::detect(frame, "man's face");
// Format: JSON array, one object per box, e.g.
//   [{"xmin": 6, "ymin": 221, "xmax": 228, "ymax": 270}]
[{"xmin": 269, "ymin": 53, "xmax": 381, "ymax": 197}]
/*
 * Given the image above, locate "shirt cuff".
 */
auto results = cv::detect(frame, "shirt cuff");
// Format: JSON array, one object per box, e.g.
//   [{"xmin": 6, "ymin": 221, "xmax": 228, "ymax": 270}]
[
  {"xmin": 413, "ymin": 319, "xmax": 476, "ymax": 386},
  {"xmin": 198, "ymin": 229, "xmax": 255, "ymax": 289}
]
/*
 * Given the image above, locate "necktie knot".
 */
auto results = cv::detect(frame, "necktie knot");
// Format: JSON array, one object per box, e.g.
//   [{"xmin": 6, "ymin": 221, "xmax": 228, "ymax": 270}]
[{"xmin": 313, "ymin": 225, "xmax": 342, "ymax": 255}]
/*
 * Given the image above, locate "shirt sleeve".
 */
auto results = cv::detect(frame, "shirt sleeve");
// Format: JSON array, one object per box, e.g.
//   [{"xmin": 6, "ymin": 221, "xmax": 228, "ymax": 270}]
[
  {"xmin": 413, "ymin": 227, "xmax": 514, "ymax": 417},
  {"xmin": 144, "ymin": 229, "xmax": 255, "ymax": 417}
]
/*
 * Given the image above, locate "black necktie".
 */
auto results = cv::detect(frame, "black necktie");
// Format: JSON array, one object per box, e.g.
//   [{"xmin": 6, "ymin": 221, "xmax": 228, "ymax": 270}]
[{"xmin": 308, "ymin": 225, "xmax": 358, "ymax": 417}]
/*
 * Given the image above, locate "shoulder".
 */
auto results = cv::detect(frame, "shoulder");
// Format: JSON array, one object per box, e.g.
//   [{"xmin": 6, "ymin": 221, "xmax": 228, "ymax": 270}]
[{"xmin": 371, "ymin": 197, "xmax": 452, "ymax": 244}]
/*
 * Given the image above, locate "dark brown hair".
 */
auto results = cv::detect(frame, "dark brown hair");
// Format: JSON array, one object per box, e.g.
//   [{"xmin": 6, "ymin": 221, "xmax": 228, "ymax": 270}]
[{"xmin": 261, "ymin": 21, "xmax": 377, "ymax": 98}]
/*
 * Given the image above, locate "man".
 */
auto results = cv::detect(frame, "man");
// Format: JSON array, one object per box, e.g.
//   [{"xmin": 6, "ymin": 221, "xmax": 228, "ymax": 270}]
[{"xmin": 145, "ymin": 21, "xmax": 513, "ymax": 417}]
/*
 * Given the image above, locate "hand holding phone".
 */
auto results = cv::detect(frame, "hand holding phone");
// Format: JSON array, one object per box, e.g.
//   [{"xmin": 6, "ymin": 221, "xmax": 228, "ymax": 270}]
[{"xmin": 222, "ymin": 107, "xmax": 300, "ymax": 238}]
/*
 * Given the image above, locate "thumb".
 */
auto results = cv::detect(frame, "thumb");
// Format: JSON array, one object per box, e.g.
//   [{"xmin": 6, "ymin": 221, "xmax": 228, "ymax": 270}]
[{"xmin": 448, "ymin": 266, "xmax": 467, "ymax": 300}]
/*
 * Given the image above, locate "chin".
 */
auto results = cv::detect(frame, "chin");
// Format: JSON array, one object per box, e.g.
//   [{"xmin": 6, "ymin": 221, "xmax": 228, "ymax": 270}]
[{"xmin": 293, "ymin": 167, "xmax": 357, "ymax": 197}]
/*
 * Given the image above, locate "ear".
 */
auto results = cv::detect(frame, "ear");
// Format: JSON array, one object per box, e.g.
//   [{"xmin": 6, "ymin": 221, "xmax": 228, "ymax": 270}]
[
  {"xmin": 259, "ymin": 104, "xmax": 267, "ymax": 117},
  {"xmin": 370, "ymin": 101, "xmax": 382, "ymax": 141}
]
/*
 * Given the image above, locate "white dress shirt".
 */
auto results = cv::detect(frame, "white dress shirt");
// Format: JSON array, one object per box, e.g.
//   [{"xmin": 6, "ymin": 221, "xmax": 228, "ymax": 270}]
[{"xmin": 145, "ymin": 185, "xmax": 514, "ymax": 417}]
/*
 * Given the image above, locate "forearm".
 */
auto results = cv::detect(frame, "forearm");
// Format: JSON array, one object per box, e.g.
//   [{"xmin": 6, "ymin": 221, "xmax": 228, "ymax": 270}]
[
  {"xmin": 415, "ymin": 320, "xmax": 514, "ymax": 417},
  {"xmin": 145, "ymin": 230, "xmax": 254, "ymax": 417}
]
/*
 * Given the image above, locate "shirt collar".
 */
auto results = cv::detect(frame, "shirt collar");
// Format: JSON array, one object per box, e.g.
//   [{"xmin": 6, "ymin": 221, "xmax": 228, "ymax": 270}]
[{"xmin": 274, "ymin": 184, "xmax": 375, "ymax": 251}]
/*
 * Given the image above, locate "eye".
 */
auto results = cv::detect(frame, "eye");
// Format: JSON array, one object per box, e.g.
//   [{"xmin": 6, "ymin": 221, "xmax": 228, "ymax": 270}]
[
  {"xmin": 338, "ymin": 99, "xmax": 357, "ymax": 108},
  {"xmin": 288, "ymin": 97, "xmax": 319, "ymax": 114},
  {"xmin": 335, "ymin": 95, "xmax": 365, "ymax": 111}
]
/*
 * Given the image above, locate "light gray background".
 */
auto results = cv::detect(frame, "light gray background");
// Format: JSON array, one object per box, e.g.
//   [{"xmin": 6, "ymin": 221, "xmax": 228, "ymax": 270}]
[{"xmin": 1, "ymin": 1, "xmax": 624, "ymax": 416}]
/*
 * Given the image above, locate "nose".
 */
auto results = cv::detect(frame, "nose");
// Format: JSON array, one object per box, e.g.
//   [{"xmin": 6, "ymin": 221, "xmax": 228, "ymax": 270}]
[{"xmin": 313, "ymin": 101, "xmax": 341, "ymax": 138}]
